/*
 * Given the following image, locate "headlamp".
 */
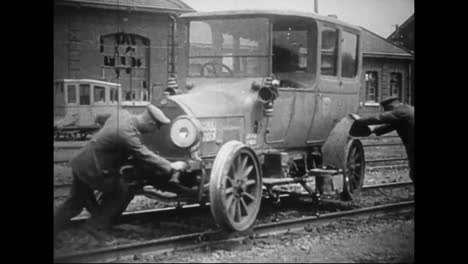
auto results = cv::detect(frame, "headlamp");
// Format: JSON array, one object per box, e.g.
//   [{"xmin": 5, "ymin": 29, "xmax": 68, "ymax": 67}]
[{"xmin": 170, "ymin": 115, "xmax": 201, "ymax": 148}]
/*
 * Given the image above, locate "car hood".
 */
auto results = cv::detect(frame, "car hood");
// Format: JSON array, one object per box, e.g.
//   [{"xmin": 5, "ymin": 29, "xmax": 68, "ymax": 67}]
[{"xmin": 168, "ymin": 78, "xmax": 264, "ymax": 118}]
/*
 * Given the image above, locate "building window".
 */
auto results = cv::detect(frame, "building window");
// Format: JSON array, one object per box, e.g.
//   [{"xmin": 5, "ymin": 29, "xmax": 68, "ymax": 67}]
[
  {"xmin": 79, "ymin": 84, "xmax": 90, "ymax": 105},
  {"xmin": 341, "ymin": 31, "xmax": 358, "ymax": 78},
  {"xmin": 390, "ymin": 72, "xmax": 402, "ymax": 101},
  {"xmin": 67, "ymin": 85, "xmax": 76, "ymax": 104},
  {"xmin": 94, "ymin": 86, "xmax": 106, "ymax": 103},
  {"xmin": 365, "ymin": 71, "xmax": 379, "ymax": 103},
  {"xmin": 100, "ymin": 33, "xmax": 150, "ymax": 102},
  {"xmin": 320, "ymin": 27, "xmax": 338, "ymax": 76}
]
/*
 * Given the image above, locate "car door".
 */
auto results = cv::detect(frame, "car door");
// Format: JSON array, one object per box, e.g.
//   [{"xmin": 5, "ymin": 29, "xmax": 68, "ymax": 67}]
[
  {"xmin": 307, "ymin": 23, "xmax": 341, "ymax": 143},
  {"xmin": 307, "ymin": 24, "xmax": 361, "ymax": 143},
  {"xmin": 264, "ymin": 88, "xmax": 296, "ymax": 145},
  {"xmin": 265, "ymin": 20, "xmax": 318, "ymax": 147}
]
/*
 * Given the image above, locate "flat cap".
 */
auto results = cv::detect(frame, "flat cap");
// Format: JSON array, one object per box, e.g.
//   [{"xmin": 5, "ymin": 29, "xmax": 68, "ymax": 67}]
[
  {"xmin": 380, "ymin": 96, "xmax": 399, "ymax": 106},
  {"xmin": 147, "ymin": 104, "xmax": 170, "ymax": 124}
]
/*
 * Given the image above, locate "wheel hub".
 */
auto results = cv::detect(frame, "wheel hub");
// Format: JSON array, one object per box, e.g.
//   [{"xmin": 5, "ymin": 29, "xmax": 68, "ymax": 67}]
[{"xmin": 234, "ymin": 180, "xmax": 246, "ymax": 195}]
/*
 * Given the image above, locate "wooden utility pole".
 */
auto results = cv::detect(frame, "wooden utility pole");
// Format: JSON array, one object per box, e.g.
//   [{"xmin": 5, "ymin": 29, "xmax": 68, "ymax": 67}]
[{"xmin": 314, "ymin": 0, "xmax": 319, "ymax": 13}]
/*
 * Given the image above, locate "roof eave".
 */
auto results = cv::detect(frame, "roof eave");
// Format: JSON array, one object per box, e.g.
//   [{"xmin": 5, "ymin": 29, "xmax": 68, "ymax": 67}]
[
  {"xmin": 363, "ymin": 52, "xmax": 414, "ymax": 60},
  {"xmin": 56, "ymin": 1, "xmax": 194, "ymax": 14},
  {"xmin": 388, "ymin": 14, "xmax": 414, "ymax": 39}
]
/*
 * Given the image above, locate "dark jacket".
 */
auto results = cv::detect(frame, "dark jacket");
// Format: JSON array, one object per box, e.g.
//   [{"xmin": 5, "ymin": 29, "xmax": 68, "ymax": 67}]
[
  {"xmin": 357, "ymin": 104, "xmax": 414, "ymax": 157},
  {"xmin": 70, "ymin": 109, "xmax": 172, "ymax": 189}
]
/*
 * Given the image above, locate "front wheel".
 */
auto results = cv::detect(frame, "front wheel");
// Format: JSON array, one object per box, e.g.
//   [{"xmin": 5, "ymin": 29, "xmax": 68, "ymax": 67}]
[{"xmin": 209, "ymin": 141, "xmax": 263, "ymax": 231}]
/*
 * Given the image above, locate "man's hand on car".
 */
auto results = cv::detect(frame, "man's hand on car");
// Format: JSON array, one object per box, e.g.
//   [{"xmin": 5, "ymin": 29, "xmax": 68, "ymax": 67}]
[
  {"xmin": 349, "ymin": 114, "xmax": 361, "ymax": 120},
  {"xmin": 169, "ymin": 161, "xmax": 188, "ymax": 184},
  {"xmin": 171, "ymin": 161, "xmax": 188, "ymax": 171}
]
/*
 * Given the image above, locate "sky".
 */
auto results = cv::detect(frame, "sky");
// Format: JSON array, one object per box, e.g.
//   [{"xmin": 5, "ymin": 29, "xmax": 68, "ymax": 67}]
[{"xmin": 181, "ymin": 0, "xmax": 414, "ymax": 38}]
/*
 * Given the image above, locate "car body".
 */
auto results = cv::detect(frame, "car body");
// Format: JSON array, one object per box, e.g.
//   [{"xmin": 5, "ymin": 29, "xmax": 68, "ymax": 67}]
[{"xmin": 137, "ymin": 9, "xmax": 367, "ymax": 231}]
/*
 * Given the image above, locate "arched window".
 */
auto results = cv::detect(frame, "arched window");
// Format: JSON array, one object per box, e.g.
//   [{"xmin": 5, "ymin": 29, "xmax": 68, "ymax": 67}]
[{"xmin": 100, "ymin": 33, "xmax": 150, "ymax": 102}]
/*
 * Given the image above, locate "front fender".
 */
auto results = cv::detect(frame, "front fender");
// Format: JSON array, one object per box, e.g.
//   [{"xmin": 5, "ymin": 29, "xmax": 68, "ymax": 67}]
[{"xmin": 321, "ymin": 116, "xmax": 370, "ymax": 169}]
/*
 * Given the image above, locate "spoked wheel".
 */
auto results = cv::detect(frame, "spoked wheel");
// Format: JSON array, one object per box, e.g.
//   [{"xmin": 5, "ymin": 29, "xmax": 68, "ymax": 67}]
[
  {"xmin": 341, "ymin": 139, "xmax": 365, "ymax": 201},
  {"xmin": 209, "ymin": 141, "xmax": 262, "ymax": 231}
]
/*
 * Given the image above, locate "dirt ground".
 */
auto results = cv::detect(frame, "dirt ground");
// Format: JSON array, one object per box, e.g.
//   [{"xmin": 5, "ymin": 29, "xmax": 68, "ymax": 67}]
[{"xmin": 126, "ymin": 211, "xmax": 414, "ymax": 263}]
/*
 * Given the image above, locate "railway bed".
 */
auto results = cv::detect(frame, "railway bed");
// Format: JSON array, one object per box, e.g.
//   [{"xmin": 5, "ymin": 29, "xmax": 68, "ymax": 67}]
[
  {"xmin": 54, "ymin": 181, "xmax": 413, "ymax": 261},
  {"xmin": 64, "ymin": 181, "xmax": 413, "ymax": 224},
  {"xmin": 54, "ymin": 200, "xmax": 414, "ymax": 263}
]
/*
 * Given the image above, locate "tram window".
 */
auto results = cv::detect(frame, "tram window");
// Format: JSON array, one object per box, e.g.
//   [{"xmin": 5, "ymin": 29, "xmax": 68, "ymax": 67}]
[
  {"xmin": 124, "ymin": 91, "xmax": 132, "ymax": 101},
  {"xmin": 320, "ymin": 27, "xmax": 338, "ymax": 76},
  {"xmin": 67, "ymin": 85, "xmax": 76, "ymax": 104},
  {"xmin": 79, "ymin": 84, "xmax": 91, "ymax": 105},
  {"xmin": 110, "ymin": 87, "xmax": 119, "ymax": 103},
  {"xmin": 94, "ymin": 86, "xmax": 106, "ymax": 103},
  {"xmin": 55, "ymin": 83, "xmax": 63, "ymax": 94},
  {"xmin": 341, "ymin": 31, "xmax": 358, "ymax": 78}
]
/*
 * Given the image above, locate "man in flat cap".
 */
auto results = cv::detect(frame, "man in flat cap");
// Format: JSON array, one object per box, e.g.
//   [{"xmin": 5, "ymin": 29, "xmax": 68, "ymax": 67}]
[
  {"xmin": 54, "ymin": 104, "xmax": 187, "ymax": 243},
  {"xmin": 351, "ymin": 96, "xmax": 414, "ymax": 183}
]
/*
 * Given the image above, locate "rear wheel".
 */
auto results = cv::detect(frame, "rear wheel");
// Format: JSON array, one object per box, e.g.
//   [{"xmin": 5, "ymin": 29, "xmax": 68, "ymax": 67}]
[
  {"xmin": 209, "ymin": 141, "xmax": 262, "ymax": 231},
  {"xmin": 341, "ymin": 139, "xmax": 365, "ymax": 201}
]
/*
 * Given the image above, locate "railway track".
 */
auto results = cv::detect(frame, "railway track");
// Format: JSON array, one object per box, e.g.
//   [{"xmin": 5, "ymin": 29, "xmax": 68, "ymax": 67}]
[
  {"xmin": 54, "ymin": 199, "xmax": 414, "ymax": 263},
  {"xmin": 63, "ymin": 181, "xmax": 413, "ymax": 224},
  {"xmin": 54, "ymin": 162, "xmax": 409, "ymax": 199}
]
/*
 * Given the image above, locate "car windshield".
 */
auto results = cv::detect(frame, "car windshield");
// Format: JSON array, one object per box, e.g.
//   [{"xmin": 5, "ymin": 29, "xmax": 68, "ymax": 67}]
[{"xmin": 188, "ymin": 18, "xmax": 269, "ymax": 78}]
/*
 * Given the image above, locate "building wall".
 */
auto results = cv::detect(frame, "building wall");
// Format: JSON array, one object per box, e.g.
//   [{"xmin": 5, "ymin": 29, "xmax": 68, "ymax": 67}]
[
  {"xmin": 54, "ymin": 5, "xmax": 173, "ymax": 99},
  {"xmin": 358, "ymin": 57, "xmax": 412, "ymax": 116}
]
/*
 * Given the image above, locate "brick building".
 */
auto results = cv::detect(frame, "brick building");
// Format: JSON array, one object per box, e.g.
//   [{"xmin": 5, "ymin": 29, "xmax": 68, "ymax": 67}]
[
  {"xmin": 388, "ymin": 14, "xmax": 414, "ymax": 52},
  {"xmin": 358, "ymin": 27, "xmax": 414, "ymax": 116},
  {"xmin": 53, "ymin": 0, "xmax": 194, "ymax": 101}
]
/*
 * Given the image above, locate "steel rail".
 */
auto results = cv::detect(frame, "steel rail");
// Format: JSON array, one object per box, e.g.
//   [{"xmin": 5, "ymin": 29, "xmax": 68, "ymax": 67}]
[
  {"xmin": 366, "ymin": 158, "xmax": 407, "ymax": 163},
  {"xmin": 53, "ymin": 200, "xmax": 414, "ymax": 263},
  {"xmin": 53, "ymin": 134, "xmax": 400, "ymax": 147},
  {"xmin": 366, "ymin": 164, "xmax": 408, "ymax": 170},
  {"xmin": 363, "ymin": 143, "xmax": 403, "ymax": 147},
  {"xmin": 63, "ymin": 181, "xmax": 413, "ymax": 223},
  {"xmin": 54, "ymin": 184, "xmax": 72, "ymax": 198},
  {"xmin": 358, "ymin": 135, "xmax": 399, "ymax": 139},
  {"xmin": 53, "ymin": 141, "xmax": 404, "ymax": 151},
  {"xmin": 54, "ymin": 159, "xmax": 70, "ymax": 164},
  {"xmin": 55, "ymin": 155, "xmax": 409, "ymax": 165}
]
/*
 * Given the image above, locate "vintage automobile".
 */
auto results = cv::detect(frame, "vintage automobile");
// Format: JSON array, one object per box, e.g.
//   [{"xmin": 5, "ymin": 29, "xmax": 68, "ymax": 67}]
[
  {"xmin": 54, "ymin": 79, "xmax": 150, "ymax": 140},
  {"xmin": 129, "ymin": 10, "xmax": 370, "ymax": 232}
]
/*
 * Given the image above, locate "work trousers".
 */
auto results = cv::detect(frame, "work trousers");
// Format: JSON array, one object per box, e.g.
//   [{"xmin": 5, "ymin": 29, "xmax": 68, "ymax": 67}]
[
  {"xmin": 54, "ymin": 171, "xmax": 134, "ymax": 239},
  {"xmin": 407, "ymin": 150, "xmax": 414, "ymax": 183}
]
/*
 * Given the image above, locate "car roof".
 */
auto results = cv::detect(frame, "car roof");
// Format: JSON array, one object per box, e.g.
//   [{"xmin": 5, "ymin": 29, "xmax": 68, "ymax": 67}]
[{"xmin": 180, "ymin": 9, "xmax": 361, "ymax": 31}]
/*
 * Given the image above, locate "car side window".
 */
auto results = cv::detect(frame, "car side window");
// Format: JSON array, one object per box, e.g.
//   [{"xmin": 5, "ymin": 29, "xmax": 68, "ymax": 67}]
[
  {"xmin": 272, "ymin": 28, "xmax": 308, "ymax": 73},
  {"xmin": 320, "ymin": 26, "xmax": 338, "ymax": 76},
  {"xmin": 341, "ymin": 31, "xmax": 358, "ymax": 78}
]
